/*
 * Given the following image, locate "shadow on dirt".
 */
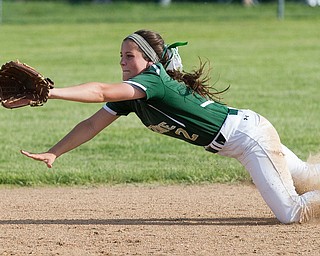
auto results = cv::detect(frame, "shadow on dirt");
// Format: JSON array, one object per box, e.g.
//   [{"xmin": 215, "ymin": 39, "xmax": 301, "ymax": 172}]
[{"xmin": 0, "ymin": 217, "xmax": 279, "ymax": 226}]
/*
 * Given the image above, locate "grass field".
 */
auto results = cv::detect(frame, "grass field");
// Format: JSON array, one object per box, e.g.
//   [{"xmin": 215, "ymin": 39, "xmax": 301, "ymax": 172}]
[{"xmin": 0, "ymin": 1, "xmax": 319, "ymax": 186}]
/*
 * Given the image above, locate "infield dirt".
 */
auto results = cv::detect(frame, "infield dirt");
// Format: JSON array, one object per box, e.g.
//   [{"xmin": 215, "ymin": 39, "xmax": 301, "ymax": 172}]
[{"xmin": 0, "ymin": 184, "xmax": 319, "ymax": 255}]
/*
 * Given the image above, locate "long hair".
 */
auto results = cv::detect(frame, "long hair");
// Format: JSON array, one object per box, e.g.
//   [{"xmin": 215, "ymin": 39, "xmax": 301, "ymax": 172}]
[{"xmin": 131, "ymin": 29, "xmax": 229, "ymax": 101}]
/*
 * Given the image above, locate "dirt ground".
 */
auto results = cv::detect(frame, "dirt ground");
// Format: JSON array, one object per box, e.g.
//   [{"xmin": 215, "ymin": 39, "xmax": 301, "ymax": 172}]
[{"xmin": 0, "ymin": 184, "xmax": 320, "ymax": 256}]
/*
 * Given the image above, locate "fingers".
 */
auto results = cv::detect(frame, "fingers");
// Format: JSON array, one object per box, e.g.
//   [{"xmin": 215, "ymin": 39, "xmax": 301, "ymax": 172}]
[
  {"xmin": 44, "ymin": 160, "xmax": 53, "ymax": 169},
  {"xmin": 20, "ymin": 150, "xmax": 43, "ymax": 160},
  {"xmin": 20, "ymin": 150, "xmax": 55, "ymax": 168},
  {"xmin": 20, "ymin": 150, "xmax": 33, "ymax": 158}
]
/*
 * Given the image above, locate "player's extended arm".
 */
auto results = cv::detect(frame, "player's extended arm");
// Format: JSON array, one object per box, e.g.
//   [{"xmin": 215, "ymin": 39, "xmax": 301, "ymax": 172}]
[
  {"xmin": 21, "ymin": 108, "xmax": 118, "ymax": 168},
  {"xmin": 49, "ymin": 82, "xmax": 146, "ymax": 103}
]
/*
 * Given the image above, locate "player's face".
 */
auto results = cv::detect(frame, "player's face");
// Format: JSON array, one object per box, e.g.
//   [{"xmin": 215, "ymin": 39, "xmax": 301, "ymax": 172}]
[{"xmin": 120, "ymin": 40, "xmax": 151, "ymax": 80}]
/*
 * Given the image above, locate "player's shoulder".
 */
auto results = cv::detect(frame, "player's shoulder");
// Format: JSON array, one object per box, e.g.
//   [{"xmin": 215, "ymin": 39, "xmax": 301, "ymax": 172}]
[{"xmin": 145, "ymin": 63, "xmax": 165, "ymax": 76}]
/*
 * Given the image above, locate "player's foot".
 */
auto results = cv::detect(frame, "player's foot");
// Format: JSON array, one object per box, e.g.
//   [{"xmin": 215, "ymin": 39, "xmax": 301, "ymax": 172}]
[
  {"xmin": 299, "ymin": 190, "xmax": 320, "ymax": 223},
  {"xmin": 294, "ymin": 163, "xmax": 320, "ymax": 195}
]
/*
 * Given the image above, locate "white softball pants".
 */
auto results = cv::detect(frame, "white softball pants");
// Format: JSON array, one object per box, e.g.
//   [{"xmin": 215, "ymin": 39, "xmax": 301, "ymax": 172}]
[{"xmin": 217, "ymin": 109, "xmax": 320, "ymax": 224}]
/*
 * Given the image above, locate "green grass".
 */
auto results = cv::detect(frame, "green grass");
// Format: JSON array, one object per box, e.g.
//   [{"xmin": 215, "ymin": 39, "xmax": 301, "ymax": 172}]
[{"xmin": 0, "ymin": 1, "xmax": 319, "ymax": 186}]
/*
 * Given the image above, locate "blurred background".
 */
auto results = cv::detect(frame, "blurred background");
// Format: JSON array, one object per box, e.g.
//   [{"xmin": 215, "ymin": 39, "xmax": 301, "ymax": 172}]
[{"xmin": 0, "ymin": 0, "xmax": 319, "ymax": 186}]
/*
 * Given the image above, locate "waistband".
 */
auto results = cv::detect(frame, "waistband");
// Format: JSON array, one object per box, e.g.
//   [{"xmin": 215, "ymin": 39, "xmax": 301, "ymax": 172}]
[{"xmin": 204, "ymin": 108, "xmax": 239, "ymax": 154}]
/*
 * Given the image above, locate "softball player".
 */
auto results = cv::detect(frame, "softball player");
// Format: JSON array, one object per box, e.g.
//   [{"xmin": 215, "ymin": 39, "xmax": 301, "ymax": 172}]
[{"xmin": 21, "ymin": 29, "xmax": 320, "ymax": 224}]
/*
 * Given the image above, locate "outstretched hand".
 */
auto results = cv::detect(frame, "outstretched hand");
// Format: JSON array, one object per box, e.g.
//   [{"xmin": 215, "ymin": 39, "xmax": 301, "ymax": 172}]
[{"xmin": 20, "ymin": 150, "xmax": 57, "ymax": 168}]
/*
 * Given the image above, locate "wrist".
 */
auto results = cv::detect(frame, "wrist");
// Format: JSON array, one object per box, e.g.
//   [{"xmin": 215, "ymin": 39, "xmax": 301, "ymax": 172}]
[
  {"xmin": 48, "ymin": 88, "xmax": 54, "ymax": 99},
  {"xmin": 47, "ymin": 149, "xmax": 59, "ymax": 158}
]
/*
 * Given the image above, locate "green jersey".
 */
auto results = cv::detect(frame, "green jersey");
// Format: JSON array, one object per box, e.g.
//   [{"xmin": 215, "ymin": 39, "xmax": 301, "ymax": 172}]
[{"xmin": 105, "ymin": 63, "xmax": 229, "ymax": 146}]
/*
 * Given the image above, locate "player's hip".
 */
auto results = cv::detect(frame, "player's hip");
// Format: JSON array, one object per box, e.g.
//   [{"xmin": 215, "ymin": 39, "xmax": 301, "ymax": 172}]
[{"xmin": 218, "ymin": 109, "xmax": 281, "ymax": 159}]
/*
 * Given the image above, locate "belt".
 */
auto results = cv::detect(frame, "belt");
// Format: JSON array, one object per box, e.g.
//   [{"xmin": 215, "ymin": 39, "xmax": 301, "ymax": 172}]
[
  {"xmin": 228, "ymin": 108, "xmax": 238, "ymax": 116},
  {"xmin": 205, "ymin": 108, "xmax": 238, "ymax": 154}
]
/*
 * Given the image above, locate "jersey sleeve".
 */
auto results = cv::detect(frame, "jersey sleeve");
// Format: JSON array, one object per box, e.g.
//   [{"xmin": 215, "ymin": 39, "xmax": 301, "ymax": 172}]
[
  {"xmin": 124, "ymin": 64, "xmax": 165, "ymax": 101},
  {"xmin": 104, "ymin": 101, "xmax": 132, "ymax": 116},
  {"xmin": 104, "ymin": 64, "xmax": 166, "ymax": 116}
]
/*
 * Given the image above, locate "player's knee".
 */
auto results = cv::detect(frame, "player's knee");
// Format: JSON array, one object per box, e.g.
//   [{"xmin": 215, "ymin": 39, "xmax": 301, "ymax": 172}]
[
  {"xmin": 273, "ymin": 201, "xmax": 302, "ymax": 224},
  {"xmin": 276, "ymin": 215, "xmax": 297, "ymax": 224}
]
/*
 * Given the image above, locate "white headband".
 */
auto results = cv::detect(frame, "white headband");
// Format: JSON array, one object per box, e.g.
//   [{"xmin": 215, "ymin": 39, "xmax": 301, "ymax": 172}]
[{"xmin": 127, "ymin": 33, "xmax": 160, "ymax": 63}]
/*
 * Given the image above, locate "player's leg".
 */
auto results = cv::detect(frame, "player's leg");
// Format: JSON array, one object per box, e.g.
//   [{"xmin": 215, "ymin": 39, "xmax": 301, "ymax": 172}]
[
  {"xmin": 282, "ymin": 144, "xmax": 320, "ymax": 194},
  {"xmin": 246, "ymin": 116, "xmax": 320, "ymax": 223},
  {"xmin": 240, "ymin": 147, "xmax": 301, "ymax": 223},
  {"xmin": 219, "ymin": 110, "xmax": 320, "ymax": 223}
]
